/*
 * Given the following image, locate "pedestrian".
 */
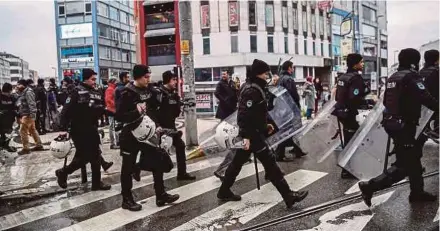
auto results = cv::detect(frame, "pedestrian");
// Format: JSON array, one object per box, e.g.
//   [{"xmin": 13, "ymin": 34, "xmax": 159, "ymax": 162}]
[
  {"xmin": 47, "ymin": 78, "xmax": 59, "ymax": 131},
  {"xmin": 314, "ymin": 77, "xmax": 323, "ymax": 113},
  {"xmin": 16, "ymin": 79, "xmax": 44, "ymax": 155},
  {"xmin": 331, "ymin": 53, "xmax": 376, "ymax": 179},
  {"xmin": 217, "ymin": 59, "xmax": 308, "ymax": 209},
  {"xmin": 116, "ymin": 65, "xmax": 179, "ymax": 211},
  {"xmin": 35, "ymin": 79, "xmax": 48, "ymax": 135},
  {"xmin": 0, "ymin": 83, "xmax": 18, "ymax": 152},
  {"xmin": 214, "ymin": 70, "xmax": 238, "ymax": 121},
  {"xmin": 156, "ymin": 71, "xmax": 195, "ymax": 180},
  {"xmin": 99, "ymin": 80, "xmax": 109, "ymax": 127},
  {"xmin": 115, "ymin": 72, "xmax": 130, "ymax": 105},
  {"xmin": 275, "ymin": 61, "xmax": 307, "ymax": 161},
  {"xmin": 105, "ymin": 78, "xmax": 119, "ymax": 149},
  {"xmin": 303, "ymin": 76, "xmax": 316, "ymax": 119},
  {"xmin": 358, "ymin": 48, "xmax": 438, "ymax": 207},
  {"xmin": 55, "ymin": 69, "xmax": 111, "ymax": 191}
]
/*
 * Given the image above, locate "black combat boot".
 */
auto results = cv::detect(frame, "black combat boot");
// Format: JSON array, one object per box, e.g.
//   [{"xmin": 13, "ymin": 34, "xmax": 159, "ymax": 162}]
[
  {"xmin": 156, "ymin": 193, "xmax": 180, "ymax": 207},
  {"xmin": 409, "ymin": 191, "xmax": 437, "ymax": 203},
  {"xmin": 91, "ymin": 182, "xmax": 111, "ymax": 191},
  {"xmin": 177, "ymin": 172, "xmax": 196, "ymax": 181},
  {"xmin": 55, "ymin": 169, "xmax": 68, "ymax": 189},
  {"xmin": 358, "ymin": 181, "xmax": 373, "ymax": 207},
  {"xmin": 122, "ymin": 193, "xmax": 142, "ymax": 211},
  {"xmin": 217, "ymin": 189, "xmax": 241, "ymax": 202},
  {"xmin": 102, "ymin": 161, "xmax": 114, "ymax": 172},
  {"xmin": 273, "ymin": 178, "xmax": 308, "ymax": 208}
]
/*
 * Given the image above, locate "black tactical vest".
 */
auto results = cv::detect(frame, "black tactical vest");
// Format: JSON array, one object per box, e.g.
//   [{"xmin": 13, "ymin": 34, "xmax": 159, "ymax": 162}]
[
  {"xmin": 419, "ymin": 66, "xmax": 438, "ymax": 81},
  {"xmin": 239, "ymin": 82, "xmax": 268, "ymax": 112},
  {"xmin": 383, "ymin": 70, "xmax": 412, "ymax": 116},
  {"xmin": 335, "ymin": 72, "xmax": 357, "ymax": 107}
]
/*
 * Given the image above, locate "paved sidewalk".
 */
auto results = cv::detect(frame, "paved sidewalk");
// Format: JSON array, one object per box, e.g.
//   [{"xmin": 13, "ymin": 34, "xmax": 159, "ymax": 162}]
[{"xmin": 0, "ymin": 117, "xmax": 219, "ymax": 198}]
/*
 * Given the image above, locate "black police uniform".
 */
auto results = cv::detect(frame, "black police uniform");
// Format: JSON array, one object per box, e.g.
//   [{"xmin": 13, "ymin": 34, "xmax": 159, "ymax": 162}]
[
  {"xmin": 34, "ymin": 83, "xmax": 47, "ymax": 134},
  {"xmin": 419, "ymin": 65, "xmax": 439, "ymax": 140},
  {"xmin": 0, "ymin": 93, "xmax": 17, "ymax": 150},
  {"xmin": 56, "ymin": 82, "xmax": 109, "ymax": 190},
  {"xmin": 155, "ymin": 85, "xmax": 195, "ymax": 180},
  {"xmin": 218, "ymin": 76, "xmax": 308, "ymax": 209},
  {"xmin": 116, "ymin": 82, "xmax": 178, "ymax": 211},
  {"xmin": 359, "ymin": 69, "xmax": 439, "ymax": 206}
]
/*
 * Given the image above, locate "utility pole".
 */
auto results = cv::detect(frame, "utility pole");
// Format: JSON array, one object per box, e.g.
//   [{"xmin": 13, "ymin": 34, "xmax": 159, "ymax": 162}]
[{"xmin": 179, "ymin": 0, "xmax": 199, "ymax": 147}]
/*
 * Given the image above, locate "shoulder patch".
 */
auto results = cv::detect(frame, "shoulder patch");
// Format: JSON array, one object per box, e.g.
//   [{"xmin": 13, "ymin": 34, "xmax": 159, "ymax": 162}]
[
  {"xmin": 246, "ymin": 100, "xmax": 253, "ymax": 108},
  {"xmin": 353, "ymin": 89, "xmax": 359, "ymax": 96},
  {"xmin": 65, "ymin": 97, "xmax": 71, "ymax": 104},
  {"xmin": 417, "ymin": 82, "xmax": 426, "ymax": 90}
]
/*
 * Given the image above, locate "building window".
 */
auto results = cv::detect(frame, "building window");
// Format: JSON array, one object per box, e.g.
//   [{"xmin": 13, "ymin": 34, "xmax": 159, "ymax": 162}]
[
  {"xmin": 293, "ymin": 7, "xmax": 298, "ymax": 30},
  {"xmin": 302, "ymin": 10, "xmax": 307, "ymax": 32},
  {"xmin": 97, "ymin": 2, "xmax": 108, "ymax": 17},
  {"xmin": 313, "ymin": 41, "xmax": 316, "ymax": 55},
  {"xmin": 109, "ymin": 7, "xmax": 119, "ymax": 21},
  {"xmin": 122, "ymin": 51, "xmax": 130, "ymax": 62},
  {"xmin": 111, "ymin": 28, "xmax": 120, "ymax": 41},
  {"xmin": 363, "ymin": 6, "xmax": 377, "ymax": 22},
  {"xmin": 267, "ymin": 35, "xmax": 274, "ymax": 53},
  {"xmin": 329, "ymin": 43, "xmax": 332, "ymax": 56},
  {"xmin": 321, "ymin": 42, "xmax": 324, "ymax": 56},
  {"xmin": 85, "ymin": 2, "xmax": 92, "ymax": 14},
  {"xmin": 319, "ymin": 15, "xmax": 324, "ymax": 36},
  {"xmin": 231, "ymin": 34, "xmax": 238, "ymax": 53},
  {"xmin": 282, "ymin": 6, "xmax": 288, "ymax": 29},
  {"xmin": 250, "ymin": 34, "xmax": 257, "ymax": 53},
  {"xmin": 303, "ymin": 67, "xmax": 308, "ymax": 78},
  {"xmin": 311, "ymin": 12, "xmax": 316, "ymax": 34},
  {"xmin": 131, "ymin": 52, "xmax": 136, "ymax": 63},
  {"xmin": 129, "ymin": 15, "xmax": 134, "ymax": 26},
  {"xmin": 304, "ymin": 39, "xmax": 307, "ymax": 55},
  {"xmin": 120, "ymin": 11, "xmax": 128, "ymax": 24},
  {"xmin": 249, "ymin": 1, "xmax": 257, "ymax": 26},
  {"xmin": 121, "ymin": 31, "xmax": 129, "ymax": 43},
  {"xmin": 65, "ymin": 2, "xmax": 84, "ymax": 15},
  {"xmin": 98, "ymin": 24, "xmax": 109, "ymax": 38},
  {"xmin": 130, "ymin": 33, "xmax": 135, "ymax": 45},
  {"xmin": 99, "ymin": 46, "xmax": 111, "ymax": 59},
  {"xmin": 295, "ymin": 37, "xmax": 299, "ymax": 54},
  {"xmin": 284, "ymin": 35, "xmax": 289, "ymax": 54},
  {"xmin": 362, "ymin": 24, "xmax": 376, "ymax": 40},
  {"xmin": 195, "ymin": 67, "xmax": 234, "ymax": 82},
  {"xmin": 112, "ymin": 48, "xmax": 121, "ymax": 61},
  {"xmin": 265, "ymin": 3, "xmax": 274, "ymax": 27},
  {"xmin": 203, "ymin": 37, "xmax": 210, "ymax": 55},
  {"xmin": 58, "ymin": 4, "xmax": 65, "ymax": 16}
]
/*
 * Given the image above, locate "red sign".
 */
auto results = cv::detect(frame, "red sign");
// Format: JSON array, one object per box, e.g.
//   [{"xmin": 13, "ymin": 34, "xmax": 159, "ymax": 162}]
[
  {"xmin": 196, "ymin": 93, "xmax": 212, "ymax": 109},
  {"xmin": 317, "ymin": 0, "xmax": 332, "ymax": 10},
  {"xmin": 229, "ymin": 2, "xmax": 239, "ymax": 27},
  {"xmin": 200, "ymin": 5, "xmax": 210, "ymax": 28}
]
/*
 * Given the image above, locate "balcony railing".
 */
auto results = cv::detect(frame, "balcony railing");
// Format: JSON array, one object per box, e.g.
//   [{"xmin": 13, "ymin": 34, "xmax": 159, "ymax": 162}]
[
  {"xmin": 148, "ymin": 44, "xmax": 176, "ymax": 66},
  {"xmin": 146, "ymin": 12, "xmax": 175, "ymax": 30}
]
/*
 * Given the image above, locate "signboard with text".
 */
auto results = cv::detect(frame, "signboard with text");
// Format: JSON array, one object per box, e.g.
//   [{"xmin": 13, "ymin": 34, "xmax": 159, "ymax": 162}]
[
  {"xmin": 196, "ymin": 93, "xmax": 213, "ymax": 111},
  {"xmin": 61, "ymin": 57, "xmax": 94, "ymax": 63},
  {"xmin": 60, "ymin": 23, "xmax": 93, "ymax": 39},
  {"xmin": 228, "ymin": 2, "xmax": 239, "ymax": 27}
]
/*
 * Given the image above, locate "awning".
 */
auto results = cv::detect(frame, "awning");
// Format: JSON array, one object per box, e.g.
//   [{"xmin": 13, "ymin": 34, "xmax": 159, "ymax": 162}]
[{"xmin": 144, "ymin": 28, "xmax": 175, "ymax": 37}]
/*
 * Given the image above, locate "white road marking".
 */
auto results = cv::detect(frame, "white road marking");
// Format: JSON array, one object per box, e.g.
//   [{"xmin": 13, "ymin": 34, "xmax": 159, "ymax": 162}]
[
  {"xmin": 298, "ymin": 191, "xmax": 394, "ymax": 231},
  {"xmin": 0, "ymin": 157, "xmax": 224, "ymax": 230},
  {"xmin": 172, "ymin": 169, "xmax": 327, "ymax": 231},
  {"xmin": 433, "ymin": 207, "xmax": 439, "ymax": 223},
  {"xmin": 58, "ymin": 163, "xmax": 264, "ymax": 231}
]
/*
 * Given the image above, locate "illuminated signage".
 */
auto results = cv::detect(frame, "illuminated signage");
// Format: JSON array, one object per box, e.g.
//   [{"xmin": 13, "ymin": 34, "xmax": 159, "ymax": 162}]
[{"xmin": 60, "ymin": 23, "xmax": 93, "ymax": 39}]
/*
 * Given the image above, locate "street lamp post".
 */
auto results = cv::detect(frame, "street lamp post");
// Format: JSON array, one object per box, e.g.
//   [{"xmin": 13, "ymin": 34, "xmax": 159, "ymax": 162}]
[{"xmin": 51, "ymin": 67, "xmax": 57, "ymax": 80}]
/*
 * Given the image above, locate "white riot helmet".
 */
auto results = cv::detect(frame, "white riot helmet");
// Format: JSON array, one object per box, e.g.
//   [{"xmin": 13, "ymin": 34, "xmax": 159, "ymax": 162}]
[
  {"xmin": 132, "ymin": 115, "xmax": 157, "ymax": 143},
  {"xmin": 50, "ymin": 134, "xmax": 72, "ymax": 159},
  {"xmin": 214, "ymin": 122, "xmax": 239, "ymax": 149},
  {"xmin": 160, "ymin": 135, "xmax": 173, "ymax": 152}
]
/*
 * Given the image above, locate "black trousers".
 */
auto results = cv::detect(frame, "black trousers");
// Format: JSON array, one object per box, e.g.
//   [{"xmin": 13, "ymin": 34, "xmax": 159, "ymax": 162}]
[
  {"xmin": 120, "ymin": 135, "xmax": 165, "ymax": 196},
  {"xmin": 64, "ymin": 129, "xmax": 101, "ymax": 187},
  {"xmin": 35, "ymin": 108, "xmax": 47, "ymax": 133},
  {"xmin": 339, "ymin": 115, "xmax": 360, "ymax": 146},
  {"xmin": 173, "ymin": 136, "xmax": 187, "ymax": 175},
  {"xmin": 219, "ymin": 137, "xmax": 285, "ymax": 193},
  {"xmin": 368, "ymin": 125, "xmax": 424, "ymax": 194}
]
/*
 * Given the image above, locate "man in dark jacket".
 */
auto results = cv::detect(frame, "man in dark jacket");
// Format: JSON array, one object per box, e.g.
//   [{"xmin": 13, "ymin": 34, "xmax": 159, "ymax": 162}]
[
  {"xmin": 275, "ymin": 61, "xmax": 307, "ymax": 161},
  {"xmin": 214, "ymin": 70, "xmax": 238, "ymax": 120},
  {"xmin": 0, "ymin": 83, "xmax": 17, "ymax": 152},
  {"xmin": 35, "ymin": 79, "xmax": 48, "ymax": 134},
  {"xmin": 115, "ymin": 72, "xmax": 130, "ymax": 106}
]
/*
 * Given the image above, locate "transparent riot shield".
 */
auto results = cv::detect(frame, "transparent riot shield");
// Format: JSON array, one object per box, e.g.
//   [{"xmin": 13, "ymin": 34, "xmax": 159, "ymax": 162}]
[
  {"xmin": 294, "ymin": 100, "xmax": 341, "ymax": 162},
  {"xmin": 338, "ymin": 105, "xmax": 434, "ymax": 181}
]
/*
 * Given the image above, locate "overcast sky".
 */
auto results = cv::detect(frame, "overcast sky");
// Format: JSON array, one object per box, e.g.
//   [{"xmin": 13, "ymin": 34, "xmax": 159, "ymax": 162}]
[{"xmin": 0, "ymin": 0, "xmax": 438, "ymax": 76}]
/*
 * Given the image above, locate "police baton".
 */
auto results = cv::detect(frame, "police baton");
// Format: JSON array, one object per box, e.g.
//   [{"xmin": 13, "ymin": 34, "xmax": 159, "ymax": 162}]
[
  {"xmin": 336, "ymin": 119, "xmax": 345, "ymax": 148},
  {"xmin": 383, "ymin": 135, "xmax": 391, "ymax": 174},
  {"xmin": 253, "ymin": 153, "xmax": 260, "ymax": 190}
]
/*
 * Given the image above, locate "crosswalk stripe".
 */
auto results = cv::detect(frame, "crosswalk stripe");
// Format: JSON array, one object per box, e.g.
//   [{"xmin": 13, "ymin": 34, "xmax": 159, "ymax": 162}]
[
  {"xmin": 434, "ymin": 207, "xmax": 439, "ymax": 223},
  {"xmin": 0, "ymin": 157, "xmax": 224, "ymax": 230},
  {"xmin": 172, "ymin": 169, "xmax": 327, "ymax": 231},
  {"xmin": 58, "ymin": 163, "xmax": 264, "ymax": 231},
  {"xmin": 297, "ymin": 191, "xmax": 394, "ymax": 231}
]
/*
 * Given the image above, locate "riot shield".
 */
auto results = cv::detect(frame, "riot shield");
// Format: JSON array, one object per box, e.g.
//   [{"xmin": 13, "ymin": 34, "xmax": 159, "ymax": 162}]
[
  {"xmin": 294, "ymin": 100, "xmax": 340, "ymax": 162},
  {"xmin": 338, "ymin": 105, "xmax": 434, "ymax": 180}
]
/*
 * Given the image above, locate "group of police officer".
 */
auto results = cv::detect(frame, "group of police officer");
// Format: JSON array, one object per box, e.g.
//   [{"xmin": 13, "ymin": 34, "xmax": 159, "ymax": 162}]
[{"xmin": 53, "ymin": 47, "xmax": 438, "ymax": 212}]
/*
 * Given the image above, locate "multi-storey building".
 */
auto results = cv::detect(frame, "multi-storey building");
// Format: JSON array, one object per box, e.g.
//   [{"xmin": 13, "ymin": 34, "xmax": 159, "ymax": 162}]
[
  {"xmin": 0, "ymin": 52, "xmax": 30, "ymax": 85},
  {"xmin": 29, "ymin": 70, "xmax": 39, "ymax": 82},
  {"xmin": 0, "ymin": 57, "xmax": 10, "ymax": 85},
  {"xmin": 136, "ymin": 0, "xmax": 333, "ymax": 116},
  {"xmin": 54, "ymin": 0, "xmax": 137, "ymax": 83}
]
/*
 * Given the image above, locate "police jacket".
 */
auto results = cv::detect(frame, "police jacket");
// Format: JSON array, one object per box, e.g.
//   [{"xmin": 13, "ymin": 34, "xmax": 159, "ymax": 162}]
[
  {"xmin": 156, "ymin": 86, "xmax": 182, "ymax": 129},
  {"xmin": 0, "ymin": 93, "xmax": 17, "ymax": 129},
  {"xmin": 384, "ymin": 68, "xmax": 438, "ymax": 123},
  {"xmin": 334, "ymin": 69, "xmax": 370, "ymax": 115},
  {"xmin": 214, "ymin": 79, "xmax": 238, "ymax": 120},
  {"xmin": 35, "ymin": 84, "xmax": 47, "ymax": 111},
  {"xmin": 60, "ymin": 83, "xmax": 105, "ymax": 131},
  {"xmin": 237, "ymin": 77, "xmax": 271, "ymax": 139},
  {"xmin": 278, "ymin": 71, "xmax": 301, "ymax": 108},
  {"xmin": 115, "ymin": 82, "xmax": 160, "ymax": 137},
  {"xmin": 420, "ymin": 66, "xmax": 439, "ymax": 101}
]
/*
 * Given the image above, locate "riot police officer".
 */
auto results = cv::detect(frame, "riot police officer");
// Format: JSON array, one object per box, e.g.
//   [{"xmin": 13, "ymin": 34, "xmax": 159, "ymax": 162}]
[
  {"xmin": 359, "ymin": 48, "xmax": 439, "ymax": 207},
  {"xmin": 116, "ymin": 65, "xmax": 179, "ymax": 211},
  {"xmin": 217, "ymin": 59, "xmax": 308, "ymax": 209},
  {"xmin": 332, "ymin": 53, "xmax": 375, "ymax": 179},
  {"xmin": 0, "ymin": 83, "xmax": 17, "ymax": 152},
  {"xmin": 55, "ymin": 69, "xmax": 111, "ymax": 191},
  {"xmin": 155, "ymin": 70, "xmax": 195, "ymax": 181}
]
